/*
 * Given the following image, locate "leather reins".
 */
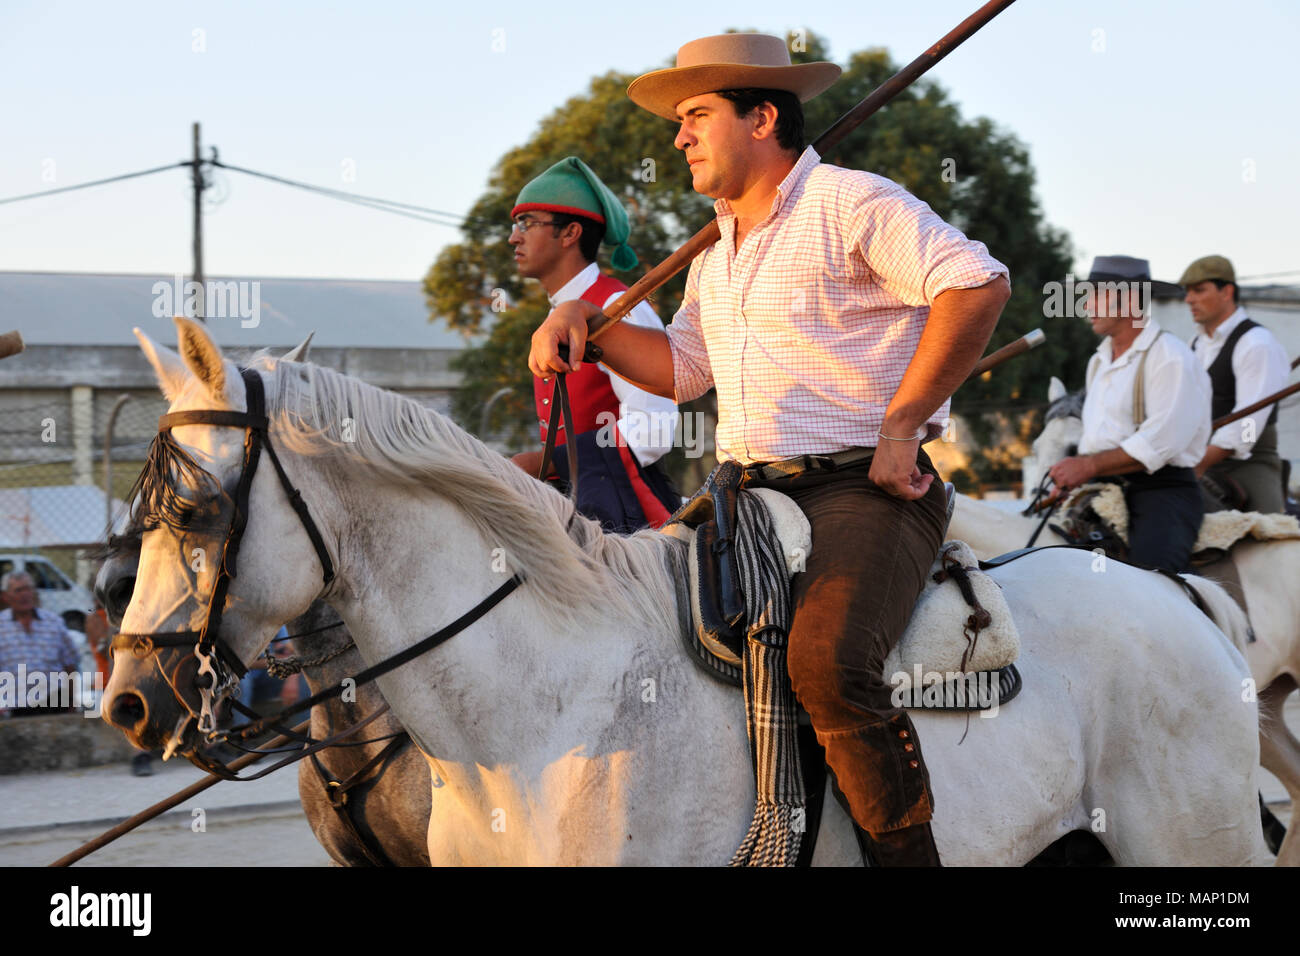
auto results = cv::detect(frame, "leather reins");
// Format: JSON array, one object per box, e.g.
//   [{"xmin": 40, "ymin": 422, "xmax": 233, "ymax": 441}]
[{"xmin": 537, "ymin": 352, "xmax": 580, "ymax": 498}]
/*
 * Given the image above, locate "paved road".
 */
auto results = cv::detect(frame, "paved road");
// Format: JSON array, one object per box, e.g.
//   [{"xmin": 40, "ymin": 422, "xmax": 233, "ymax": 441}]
[
  {"xmin": 0, "ymin": 753, "xmax": 330, "ymax": 867},
  {"xmin": 1, "ymin": 694, "xmax": 1295, "ymax": 866}
]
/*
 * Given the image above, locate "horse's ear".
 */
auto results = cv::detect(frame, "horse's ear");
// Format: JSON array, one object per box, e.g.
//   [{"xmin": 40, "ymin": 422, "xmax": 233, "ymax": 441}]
[
  {"xmin": 133, "ymin": 327, "xmax": 190, "ymax": 401},
  {"xmin": 173, "ymin": 316, "xmax": 227, "ymax": 401},
  {"xmin": 282, "ymin": 332, "xmax": 314, "ymax": 363},
  {"xmin": 1048, "ymin": 376, "xmax": 1067, "ymax": 403}
]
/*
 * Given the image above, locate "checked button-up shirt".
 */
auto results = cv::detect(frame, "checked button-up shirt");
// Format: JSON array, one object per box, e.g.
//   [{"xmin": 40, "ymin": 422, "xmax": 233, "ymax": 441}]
[
  {"xmin": 666, "ymin": 146, "xmax": 1008, "ymax": 465},
  {"xmin": 0, "ymin": 607, "xmax": 80, "ymax": 689}
]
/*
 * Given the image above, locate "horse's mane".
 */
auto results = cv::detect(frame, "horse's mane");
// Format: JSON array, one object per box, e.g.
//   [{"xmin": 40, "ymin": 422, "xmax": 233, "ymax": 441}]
[{"xmin": 250, "ymin": 354, "xmax": 685, "ymax": 639}]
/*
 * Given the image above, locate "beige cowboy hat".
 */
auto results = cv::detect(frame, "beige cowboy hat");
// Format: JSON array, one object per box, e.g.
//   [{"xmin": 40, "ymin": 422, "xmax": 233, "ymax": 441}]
[{"xmin": 627, "ymin": 33, "xmax": 842, "ymax": 121}]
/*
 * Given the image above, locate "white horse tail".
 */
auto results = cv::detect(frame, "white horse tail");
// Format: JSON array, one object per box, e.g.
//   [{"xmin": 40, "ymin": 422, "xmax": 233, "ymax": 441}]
[{"xmin": 1179, "ymin": 573, "xmax": 1252, "ymax": 657}]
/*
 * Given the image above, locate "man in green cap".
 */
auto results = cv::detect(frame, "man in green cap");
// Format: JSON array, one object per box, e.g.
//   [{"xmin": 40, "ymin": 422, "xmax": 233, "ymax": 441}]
[
  {"xmin": 1181, "ymin": 255, "xmax": 1289, "ymax": 513},
  {"xmin": 508, "ymin": 157, "xmax": 682, "ymax": 532}
]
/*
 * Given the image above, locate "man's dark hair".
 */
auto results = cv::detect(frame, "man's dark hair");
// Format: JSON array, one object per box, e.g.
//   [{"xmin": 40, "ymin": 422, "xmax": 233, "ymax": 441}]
[
  {"xmin": 549, "ymin": 212, "xmax": 605, "ymax": 263},
  {"xmin": 1211, "ymin": 278, "xmax": 1240, "ymax": 305},
  {"xmin": 717, "ymin": 88, "xmax": 805, "ymax": 153}
]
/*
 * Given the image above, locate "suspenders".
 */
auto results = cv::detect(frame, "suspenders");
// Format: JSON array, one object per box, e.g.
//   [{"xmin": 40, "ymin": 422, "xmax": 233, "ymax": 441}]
[
  {"xmin": 1130, "ymin": 330, "xmax": 1163, "ymax": 426},
  {"xmin": 1086, "ymin": 329, "xmax": 1164, "ymax": 427}
]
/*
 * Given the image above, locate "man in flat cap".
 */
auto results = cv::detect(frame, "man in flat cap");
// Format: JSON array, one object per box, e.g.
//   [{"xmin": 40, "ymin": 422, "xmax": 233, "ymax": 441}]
[
  {"xmin": 530, "ymin": 33, "xmax": 1012, "ymax": 865},
  {"xmin": 1048, "ymin": 255, "xmax": 1211, "ymax": 572},
  {"xmin": 509, "ymin": 157, "xmax": 681, "ymax": 532},
  {"xmin": 1181, "ymin": 255, "xmax": 1290, "ymax": 514}
]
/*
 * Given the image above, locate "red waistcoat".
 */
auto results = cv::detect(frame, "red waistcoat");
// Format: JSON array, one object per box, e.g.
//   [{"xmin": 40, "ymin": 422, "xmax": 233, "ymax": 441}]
[{"xmin": 533, "ymin": 273, "xmax": 627, "ymax": 445}]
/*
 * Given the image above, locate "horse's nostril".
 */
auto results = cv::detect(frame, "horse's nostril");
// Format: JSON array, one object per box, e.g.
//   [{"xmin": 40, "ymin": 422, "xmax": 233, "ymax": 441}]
[{"xmin": 108, "ymin": 692, "xmax": 146, "ymax": 730}]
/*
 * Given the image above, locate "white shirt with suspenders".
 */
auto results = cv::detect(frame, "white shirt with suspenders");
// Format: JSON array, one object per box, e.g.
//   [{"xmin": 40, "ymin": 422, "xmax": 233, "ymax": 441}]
[{"xmin": 1078, "ymin": 317, "xmax": 1212, "ymax": 472}]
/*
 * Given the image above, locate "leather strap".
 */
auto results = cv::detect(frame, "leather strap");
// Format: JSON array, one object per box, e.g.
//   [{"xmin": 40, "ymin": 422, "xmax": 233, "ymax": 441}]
[
  {"xmin": 743, "ymin": 447, "xmax": 875, "ymax": 482},
  {"xmin": 537, "ymin": 362, "xmax": 581, "ymax": 502},
  {"xmin": 228, "ymin": 573, "xmax": 523, "ymax": 742},
  {"xmin": 1130, "ymin": 329, "xmax": 1163, "ymax": 426}
]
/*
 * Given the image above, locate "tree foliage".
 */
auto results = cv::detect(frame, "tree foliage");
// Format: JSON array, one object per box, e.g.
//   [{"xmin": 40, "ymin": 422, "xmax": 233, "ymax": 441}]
[{"xmin": 425, "ymin": 30, "xmax": 1083, "ymax": 486}]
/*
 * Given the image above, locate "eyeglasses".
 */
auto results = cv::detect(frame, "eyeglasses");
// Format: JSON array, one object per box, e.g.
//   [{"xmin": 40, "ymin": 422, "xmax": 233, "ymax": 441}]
[{"xmin": 510, "ymin": 216, "xmax": 561, "ymax": 235}]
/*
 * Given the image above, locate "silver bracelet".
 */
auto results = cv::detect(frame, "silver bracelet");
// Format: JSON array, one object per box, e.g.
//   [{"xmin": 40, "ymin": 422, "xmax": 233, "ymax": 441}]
[{"xmin": 877, "ymin": 427, "xmax": 925, "ymax": 442}]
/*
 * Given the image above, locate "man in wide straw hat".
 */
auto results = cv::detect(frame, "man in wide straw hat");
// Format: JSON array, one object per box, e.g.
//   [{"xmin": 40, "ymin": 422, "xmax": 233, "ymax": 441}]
[{"xmin": 529, "ymin": 33, "xmax": 1011, "ymax": 865}]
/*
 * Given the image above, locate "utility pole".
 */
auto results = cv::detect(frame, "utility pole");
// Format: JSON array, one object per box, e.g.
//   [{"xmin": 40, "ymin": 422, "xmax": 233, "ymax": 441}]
[{"xmin": 191, "ymin": 122, "xmax": 205, "ymax": 321}]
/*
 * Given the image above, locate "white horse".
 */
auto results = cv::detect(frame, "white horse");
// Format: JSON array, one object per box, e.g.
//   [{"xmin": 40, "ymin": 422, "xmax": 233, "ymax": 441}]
[
  {"xmin": 949, "ymin": 378, "xmax": 1300, "ymax": 865},
  {"xmin": 103, "ymin": 317, "xmax": 1271, "ymax": 865}
]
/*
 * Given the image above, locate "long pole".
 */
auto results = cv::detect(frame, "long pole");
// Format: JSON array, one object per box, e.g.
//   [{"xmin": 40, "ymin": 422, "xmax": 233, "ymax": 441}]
[
  {"xmin": 48, "ymin": 720, "xmax": 311, "ymax": 867},
  {"xmin": 0, "ymin": 329, "xmax": 23, "ymax": 360},
  {"xmin": 192, "ymin": 122, "xmax": 205, "ymax": 321},
  {"xmin": 964, "ymin": 329, "xmax": 1044, "ymax": 383},
  {"xmin": 1212, "ymin": 380, "xmax": 1300, "ymax": 430},
  {"xmin": 584, "ymin": 0, "xmax": 1018, "ymax": 348}
]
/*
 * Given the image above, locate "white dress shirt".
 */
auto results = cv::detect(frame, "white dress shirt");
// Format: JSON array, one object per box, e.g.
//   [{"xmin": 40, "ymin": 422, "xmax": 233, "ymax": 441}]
[
  {"xmin": 549, "ymin": 262, "xmax": 678, "ymax": 466},
  {"xmin": 1080, "ymin": 317, "xmax": 1211, "ymax": 473},
  {"xmin": 1191, "ymin": 307, "xmax": 1290, "ymax": 459}
]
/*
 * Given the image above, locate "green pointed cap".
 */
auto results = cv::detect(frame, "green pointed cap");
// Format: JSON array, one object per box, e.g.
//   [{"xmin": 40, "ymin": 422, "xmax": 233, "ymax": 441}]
[{"xmin": 511, "ymin": 157, "xmax": 639, "ymax": 270}]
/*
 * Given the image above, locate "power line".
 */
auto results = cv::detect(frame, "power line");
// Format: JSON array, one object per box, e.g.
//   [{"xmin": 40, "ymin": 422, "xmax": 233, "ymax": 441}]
[
  {"xmin": 210, "ymin": 160, "xmax": 487, "ymax": 229},
  {"xmin": 1237, "ymin": 270, "xmax": 1300, "ymax": 281},
  {"xmin": 0, "ymin": 162, "xmax": 187, "ymax": 206},
  {"xmin": 0, "ymin": 156, "xmax": 489, "ymax": 233}
]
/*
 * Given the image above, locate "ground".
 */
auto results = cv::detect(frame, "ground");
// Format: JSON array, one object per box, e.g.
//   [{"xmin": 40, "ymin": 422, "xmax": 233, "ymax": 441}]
[{"xmin": 0, "ymin": 694, "xmax": 1294, "ymax": 866}]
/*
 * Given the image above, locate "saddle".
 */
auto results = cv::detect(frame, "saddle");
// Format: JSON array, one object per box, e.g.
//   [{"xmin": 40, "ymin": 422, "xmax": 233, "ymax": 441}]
[
  {"xmin": 661, "ymin": 464, "xmax": 1022, "ymax": 712},
  {"xmin": 1056, "ymin": 481, "xmax": 1300, "ymax": 558},
  {"xmin": 661, "ymin": 463, "xmax": 1023, "ymax": 866}
]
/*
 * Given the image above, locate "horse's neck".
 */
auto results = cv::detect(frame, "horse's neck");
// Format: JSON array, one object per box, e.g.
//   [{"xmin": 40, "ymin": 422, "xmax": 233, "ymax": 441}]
[
  {"xmin": 951, "ymin": 496, "xmax": 1044, "ymax": 556},
  {"xmin": 326, "ymin": 478, "xmax": 689, "ymax": 767}
]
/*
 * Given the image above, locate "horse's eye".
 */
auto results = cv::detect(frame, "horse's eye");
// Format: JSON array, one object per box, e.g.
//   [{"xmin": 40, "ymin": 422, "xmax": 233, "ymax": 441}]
[{"xmin": 178, "ymin": 507, "xmax": 195, "ymax": 525}]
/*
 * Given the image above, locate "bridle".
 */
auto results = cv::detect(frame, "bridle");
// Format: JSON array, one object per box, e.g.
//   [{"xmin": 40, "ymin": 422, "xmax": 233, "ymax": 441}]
[
  {"xmin": 112, "ymin": 367, "xmax": 337, "ymax": 741},
  {"xmin": 112, "ymin": 363, "xmax": 527, "ymax": 775}
]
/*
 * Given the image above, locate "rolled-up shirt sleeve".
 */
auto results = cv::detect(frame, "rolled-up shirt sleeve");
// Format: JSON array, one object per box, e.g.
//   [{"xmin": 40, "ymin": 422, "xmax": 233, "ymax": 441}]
[
  {"xmin": 846, "ymin": 176, "xmax": 1009, "ymax": 307},
  {"xmin": 1120, "ymin": 350, "xmax": 1211, "ymax": 473},
  {"xmin": 1210, "ymin": 328, "xmax": 1290, "ymax": 459},
  {"xmin": 600, "ymin": 293, "xmax": 678, "ymax": 466},
  {"xmin": 665, "ymin": 255, "xmax": 714, "ymax": 403}
]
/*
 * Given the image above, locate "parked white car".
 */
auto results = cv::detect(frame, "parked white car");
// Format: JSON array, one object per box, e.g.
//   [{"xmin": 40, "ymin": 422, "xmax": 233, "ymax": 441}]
[{"xmin": 0, "ymin": 554, "xmax": 97, "ymax": 619}]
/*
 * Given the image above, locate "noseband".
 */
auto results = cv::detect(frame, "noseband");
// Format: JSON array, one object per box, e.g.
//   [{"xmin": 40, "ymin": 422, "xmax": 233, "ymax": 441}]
[{"xmin": 113, "ymin": 367, "xmax": 336, "ymax": 738}]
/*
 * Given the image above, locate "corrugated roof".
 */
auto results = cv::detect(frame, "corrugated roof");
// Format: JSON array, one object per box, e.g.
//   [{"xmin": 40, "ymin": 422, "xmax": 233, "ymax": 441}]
[{"xmin": 0, "ymin": 271, "xmax": 472, "ymax": 349}]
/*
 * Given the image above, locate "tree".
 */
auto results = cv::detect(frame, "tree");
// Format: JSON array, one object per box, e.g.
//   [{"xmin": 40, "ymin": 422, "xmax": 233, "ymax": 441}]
[{"xmin": 425, "ymin": 30, "xmax": 1081, "ymax": 488}]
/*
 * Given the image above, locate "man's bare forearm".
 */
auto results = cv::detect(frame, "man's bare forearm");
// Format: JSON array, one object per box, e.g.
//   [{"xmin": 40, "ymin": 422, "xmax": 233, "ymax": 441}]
[
  {"xmin": 1087, "ymin": 446, "xmax": 1145, "ymax": 478},
  {"xmin": 587, "ymin": 322, "xmax": 676, "ymax": 399},
  {"xmin": 882, "ymin": 276, "xmax": 1010, "ymax": 433}
]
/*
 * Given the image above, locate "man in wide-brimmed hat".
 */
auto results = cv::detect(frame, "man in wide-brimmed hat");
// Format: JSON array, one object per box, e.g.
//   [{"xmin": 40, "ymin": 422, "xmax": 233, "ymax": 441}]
[
  {"xmin": 508, "ymin": 156, "xmax": 681, "ymax": 532},
  {"xmin": 1180, "ymin": 254, "xmax": 1289, "ymax": 513},
  {"xmin": 1048, "ymin": 255, "xmax": 1211, "ymax": 571},
  {"xmin": 529, "ymin": 33, "xmax": 1012, "ymax": 865}
]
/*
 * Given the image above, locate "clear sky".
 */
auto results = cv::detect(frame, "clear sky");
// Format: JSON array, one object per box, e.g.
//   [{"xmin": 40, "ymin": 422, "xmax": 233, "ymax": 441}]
[{"xmin": 2, "ymin": 0, "xmax": 1297, "ymax": 288}]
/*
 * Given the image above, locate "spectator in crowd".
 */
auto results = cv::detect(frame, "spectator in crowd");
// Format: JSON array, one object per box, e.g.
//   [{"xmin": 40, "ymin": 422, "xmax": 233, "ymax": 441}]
[{"xmin": 0, "ymin": 570, "xmax": 80, "ymax": 716}]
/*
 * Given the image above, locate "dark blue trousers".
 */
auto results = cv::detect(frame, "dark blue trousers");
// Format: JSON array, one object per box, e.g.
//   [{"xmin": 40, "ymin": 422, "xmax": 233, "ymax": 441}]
[{"xmin": 1125, "ymin": 466, "xmax": 1203, "ymax": 573}]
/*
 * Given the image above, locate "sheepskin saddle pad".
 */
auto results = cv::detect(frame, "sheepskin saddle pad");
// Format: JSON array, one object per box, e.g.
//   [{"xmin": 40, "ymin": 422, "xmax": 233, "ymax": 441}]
[
  {"xmin": 662, "ymin": 491, "xmax": 1022, "ymax": 710},
  {"xmin": 1064, "ymin": 482, "xmax": 1300, "ymax": 554}
]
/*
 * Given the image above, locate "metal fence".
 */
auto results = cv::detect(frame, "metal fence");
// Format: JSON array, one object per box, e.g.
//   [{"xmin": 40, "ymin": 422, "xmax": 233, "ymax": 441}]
[{"xmin": 0, "ymin": 389, "xmax": 165, "ymax": 612}]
